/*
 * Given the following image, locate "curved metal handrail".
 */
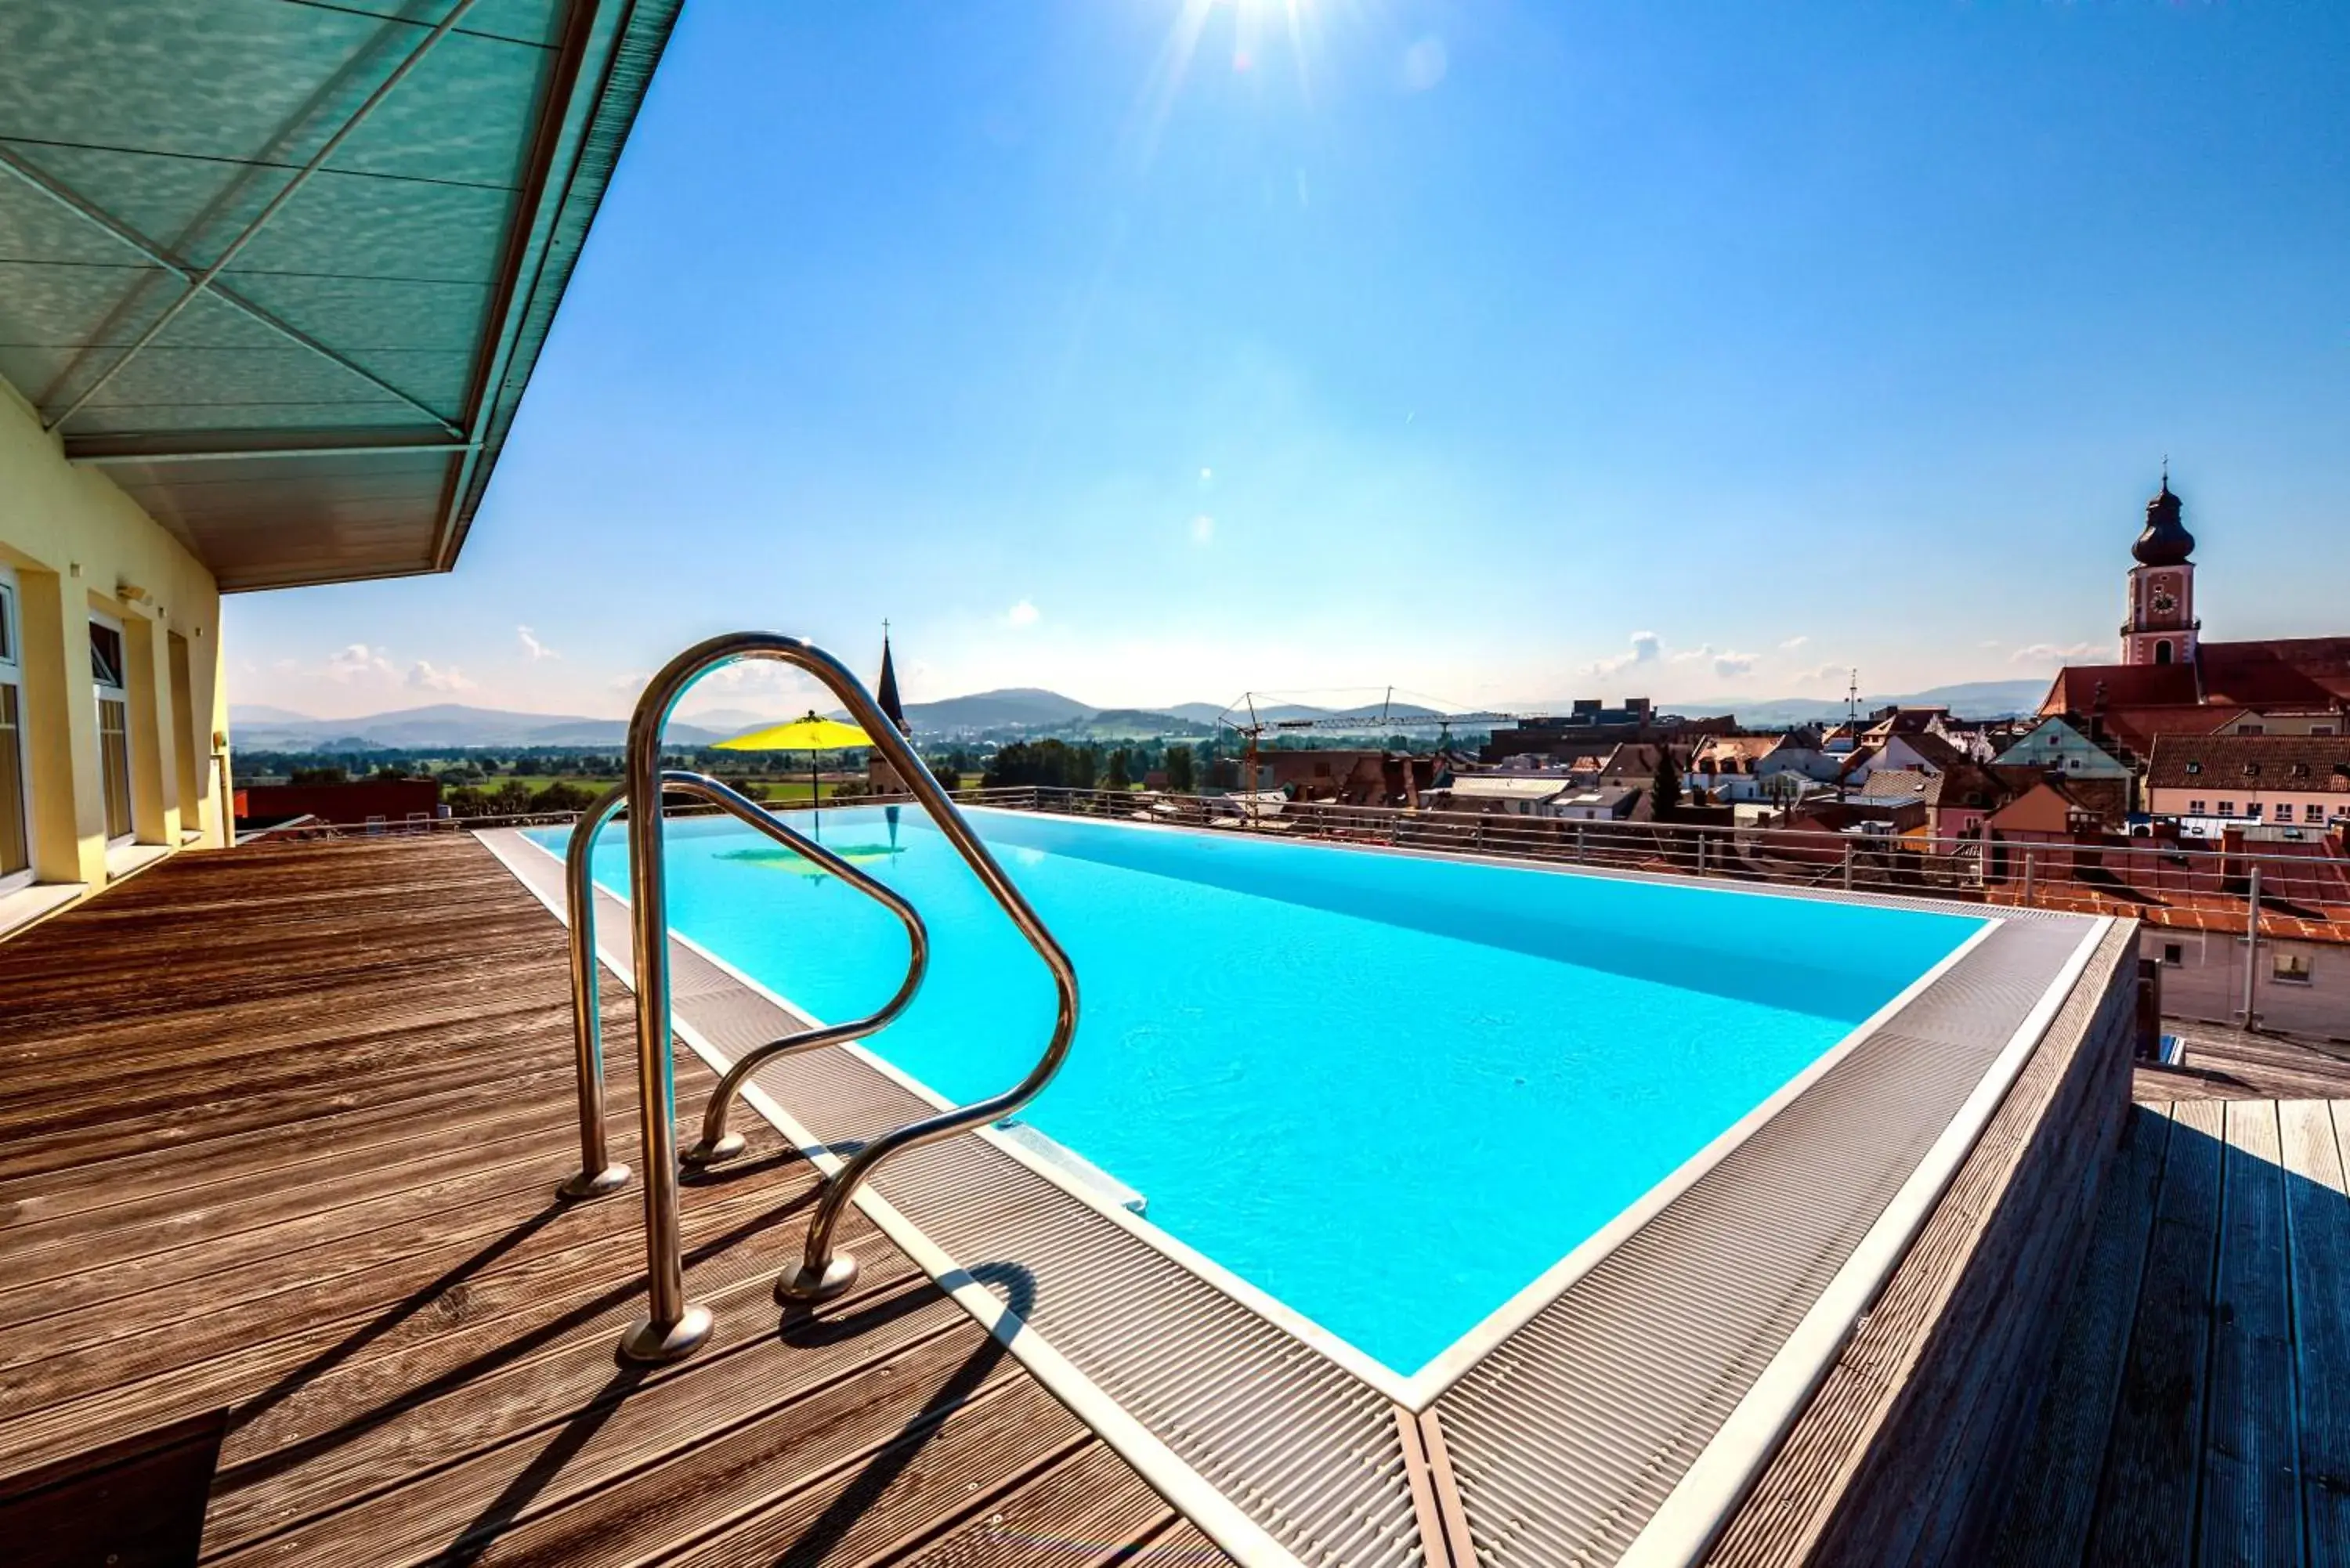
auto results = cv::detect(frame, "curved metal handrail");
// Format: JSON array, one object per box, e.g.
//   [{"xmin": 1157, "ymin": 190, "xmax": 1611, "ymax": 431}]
[
  {"xmin": 660, "ymin": 772, "xmax": 930, "ymax": 1168},
  {"xmin": 555, "ymin": 780, "xmax": 634, "ymax": 1202},
  {"xmin": 559, "ymin": 772, "xmax": 931, "ymax": 1196},
  {"xmin": 612, "ymin": 632, "xmax": 1078, "ymax": 1362}
]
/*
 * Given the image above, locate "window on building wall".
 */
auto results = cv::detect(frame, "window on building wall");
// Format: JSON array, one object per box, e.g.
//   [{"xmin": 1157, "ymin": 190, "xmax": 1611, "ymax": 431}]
[
  {"xmin": 2219, "ymin": 800, "xmax": 2236, "ymax": 815},
  {"xmin": 91, "ymin": 616, "xmax": 132, "ymax": 845},
  {"xmin": 2239, "ymin": 724, "xmax": 2265, "ymax": 736},
  {"xmin": 2162, "ymin": 943, "xmax": 2183, "ymax": 966},
  {"xmin": 89, "ymin": 621, "xmax": 124, "ymax": 687},
  {"xmin": 2189, "ymin": 799, "xmax": 2206, "ymax": 814},
  {"xmin": 0, "ymin": 571, "xmax": 27, "ymax": 891},
  {"xmin": 2276, "ymin": 804, "xmax": 2295, "ymax": 822},
  {"xmin": 2273, "ymin": 951, "xmax": 2312, "ymax": 985}
]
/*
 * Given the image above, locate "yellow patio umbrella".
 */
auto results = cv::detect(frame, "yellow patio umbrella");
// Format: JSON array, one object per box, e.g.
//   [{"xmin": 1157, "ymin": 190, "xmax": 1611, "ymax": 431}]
[{"xmin": 715, "ymin": 711, "xmax": 872, "ymax": 833}]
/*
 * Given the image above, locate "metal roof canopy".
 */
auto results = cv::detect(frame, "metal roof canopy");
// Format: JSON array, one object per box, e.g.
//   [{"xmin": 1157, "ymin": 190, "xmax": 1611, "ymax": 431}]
[{"xmin": 0, "ymin": 0, "xmax": 682, "ymax": 591}]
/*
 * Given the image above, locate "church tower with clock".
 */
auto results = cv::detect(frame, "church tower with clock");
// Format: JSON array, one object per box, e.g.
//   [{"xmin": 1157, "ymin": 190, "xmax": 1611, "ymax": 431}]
[{"xmin": 2122, "ymin": 472, "xmax": 2198, "ymax": 666}]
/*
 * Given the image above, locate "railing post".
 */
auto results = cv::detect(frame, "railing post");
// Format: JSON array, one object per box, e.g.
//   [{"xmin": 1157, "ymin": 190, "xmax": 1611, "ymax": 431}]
[
  {"xmin": 1576, "ymin": 822, "xmax": 1587, "ymax": 863},
  {"xmin": 617, "ymin": 689, "xmax": 714, "ymax": 1364},
  {"xmin": 1842, "ymin": 842, "xmax": 1854, "ymax": 892},
  {"xmin": 2243, "ymin": 862, "xmax": 2261, "ymax": 1027},
  {"xmin": 557, "ymin": 783, "xmax": 631, "ymax": 1202},
  {"xmin": 2023, "ymin": 847, "xmax": 2037, "ymax": 905},
  {"xmin": 1695, "ymin": 831, "xmax": 1707, "ymax": 877}
]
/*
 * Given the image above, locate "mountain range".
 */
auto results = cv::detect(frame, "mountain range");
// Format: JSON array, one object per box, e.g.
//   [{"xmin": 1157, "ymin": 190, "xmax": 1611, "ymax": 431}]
[
  {"xmin": 228, "ymin": 703, "xmax": 736, "ymax": 750},
  {"xmin": 230, "ymin": 676, "xmax": 2050, "ymax": 751}
]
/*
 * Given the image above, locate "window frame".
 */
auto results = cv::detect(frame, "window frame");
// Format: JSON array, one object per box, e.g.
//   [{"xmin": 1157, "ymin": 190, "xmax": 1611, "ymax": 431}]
[
  {"xmin": 90, "ymin": 609, "xmax": 134, "ymax": 847},
  {"xmin": 0, "ymin": 567, "xmax": 30, "ymax": 892}
]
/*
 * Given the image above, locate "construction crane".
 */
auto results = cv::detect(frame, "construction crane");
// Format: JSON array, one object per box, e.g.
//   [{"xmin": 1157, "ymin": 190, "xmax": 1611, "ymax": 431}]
[{"xmin": 1212, "ymin": 688, "xmax": 1525, "ymax": 805}]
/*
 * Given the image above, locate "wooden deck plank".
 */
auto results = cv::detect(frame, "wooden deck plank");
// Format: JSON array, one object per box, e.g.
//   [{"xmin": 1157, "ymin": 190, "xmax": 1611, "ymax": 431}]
[
  {"xmin": 2199, "ymin": 1099, "xmax": 2302, "ymax": 1568},
  {"xmin": 0, "ymin": 1115, "xmax": 617, "ymax": 1280},
  {"xmin": 206, "ymin": 1295, "xmax": 1000, "ymax": 1568},
  {"xmin": 2283, "ymin": 1100, "xmax": 2350, "ymax": 1568},
  {"xmin": 0, "ymin": 1048, "xmax": 588, "ymax": 1183},
  {"xmin": 2084, "ymin": 1097, "xmax": 2225, "ymax": 1565},
  {"xmin": 886, "ymin": 1440, "xmax": 1188, "ymax": 1567},
  {"xmin": 644, "ymin": 1377, "xmax": 1086, "ymax": 1568},
  {"xmin": 201, "ymin": 1263, "xmax": 944, "ymax": 1555},
  {"xmin": 0, "ymin": 1066, "xmax": 648, "ymax": 1335},
  {"xmin": 0, "ymin": 1140, "xmax": 867, "ymax": 1475},
  {"xmin": 0, "ymin": 1061, "xmax": 593, "ymax": 1225},
  {"xmin": 0, "ymin": 1137, "xmax": 797, "ymax": 1418},
  {"xmin": 1982, "ymin": 1104, "xmax": 2173, "ymax": 1567},
  {"xmin": 0, "ymin": 837, "xmax": 1202, "ymax": 1567},
  {"xmin": 2136, "ymin": 1024, "xmax": 2350, "ymax": 1104}
]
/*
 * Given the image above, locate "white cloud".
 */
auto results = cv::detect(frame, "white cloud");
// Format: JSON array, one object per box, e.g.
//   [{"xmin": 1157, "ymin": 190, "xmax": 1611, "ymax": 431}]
[
  {"xmin": 407, "ymin": 659, "xmax": 476, "ymax": 693},
  {"xmin": 1796, "ymin": 663, "xmax": 1846, "ymax": 685},
  {"xmin": 1007, "ymin": 600, "xmax": 1040, "ymax": 628},
  {"xmin": 326, "ymin": 643, "xmax": 395, "ymax": 683},
  {"xmin": 1779, "ymin": 634, "xmax": 1810, "ymax": 650},
  {"xmin": 1668, "ymin": 641, "xmax": 1757, "ymax": 676},
  {"xmin": 606, "ymin": 670, "xmax": 650, "ymax": 695},
  {"xmin": 2009, "ymin": 641, "xmax": 2102, "ymax": 664},
  {"xmin": 1198, "ymin": 466, "xmax": 1213, "ymax": 483},
  {"xmin": 1190, "ymin": 513, "xmax": 1215, "ymax": 544},
  {"xmin": 1400, "ymin": 35, "xmax": 1448, "ymax": 92},
  {"xmin": 1587, "ymin": 630, "xmax": 1662, "ymax": 680},
  {"xmin": 517, "ymin": 625, "xmax": 558, "ymax": 661}
]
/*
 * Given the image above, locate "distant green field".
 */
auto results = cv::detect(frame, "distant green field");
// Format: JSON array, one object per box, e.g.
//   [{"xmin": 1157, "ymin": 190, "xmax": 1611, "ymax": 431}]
[{"xmin": 491, "ymin": 776, "xmax": 848, "ymax": 802}]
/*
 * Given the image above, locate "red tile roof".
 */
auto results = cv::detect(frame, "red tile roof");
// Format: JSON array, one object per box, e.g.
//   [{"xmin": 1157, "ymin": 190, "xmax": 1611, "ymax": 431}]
[
  {"xmin": 2196, "ymin": 638, "xmax": 2350, "ymax": 707},
  {"xmin": 2039, "ymin": 662, "xmax": 2200, "ymax": 715},
  {"xmin": 2143, "ymin": 732, "xmax": 2350, "ymax": 793}
]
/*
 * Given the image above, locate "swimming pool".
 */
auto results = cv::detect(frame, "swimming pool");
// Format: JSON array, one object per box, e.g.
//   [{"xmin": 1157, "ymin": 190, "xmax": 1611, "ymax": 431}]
[{"xmin": 533, "ymin": 806, "xmax": 1986, "ymax": 1375}]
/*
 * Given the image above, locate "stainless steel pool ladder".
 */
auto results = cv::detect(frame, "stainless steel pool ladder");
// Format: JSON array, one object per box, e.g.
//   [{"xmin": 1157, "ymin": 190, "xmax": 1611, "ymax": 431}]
[
  {"xmin": 562, "ymin": 632, "xmax": 1079, "ymax": 1364},
  {"xmin": 558, "ymin": 768, "xmax": 929, "ymax": 1195}
]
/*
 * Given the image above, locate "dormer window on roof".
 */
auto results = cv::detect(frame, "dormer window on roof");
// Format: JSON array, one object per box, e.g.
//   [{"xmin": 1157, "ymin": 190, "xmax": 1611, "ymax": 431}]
[
  {"xmin": 2185, "ymin": 761, "xmax": 2202, "ymax": 775},
  {"xmin": 2244, "ymin": 763, "xmax": 2261, "ymax": 777}
]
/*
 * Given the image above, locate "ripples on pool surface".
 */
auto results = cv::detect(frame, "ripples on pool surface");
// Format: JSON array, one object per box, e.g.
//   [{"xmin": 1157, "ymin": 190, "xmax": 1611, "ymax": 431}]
[{"xmin": 534, "ymin": 806, "xmax": 1983, "ymax": 1374}]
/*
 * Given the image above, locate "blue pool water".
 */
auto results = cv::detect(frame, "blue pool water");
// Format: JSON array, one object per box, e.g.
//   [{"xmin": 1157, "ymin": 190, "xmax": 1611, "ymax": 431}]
[{"xmin": 533, "ymin": 807, "xmax": 1983, "ymax": 1374}]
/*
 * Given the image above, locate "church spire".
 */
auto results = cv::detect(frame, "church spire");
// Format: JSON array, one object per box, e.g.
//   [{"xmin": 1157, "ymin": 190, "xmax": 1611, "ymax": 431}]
[
  {"xmin": 2132, "ymin": 468, "xmax": 2195, "ymax": 567},
  {"xmin": 874, "ymin": 620, "xmax": 908, "ymax": 735}
]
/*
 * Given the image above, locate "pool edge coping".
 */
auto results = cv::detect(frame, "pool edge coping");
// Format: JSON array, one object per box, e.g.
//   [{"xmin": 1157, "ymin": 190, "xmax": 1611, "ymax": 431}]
[
  {"xmin": 479, "ymin": 814, "xmax": 2122, "ymax": 1568},
  {"xmin": 1394, "ymin": 910, "xmax": 2010, "ymax": 1410},
  {"xmin": 1612, "ymin": 910, "xmax": 2115, "ymax": 1568}
]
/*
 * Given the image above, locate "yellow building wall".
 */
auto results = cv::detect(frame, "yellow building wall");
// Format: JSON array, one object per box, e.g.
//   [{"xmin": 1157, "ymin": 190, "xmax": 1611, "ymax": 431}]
[{"xmin": 0, "ymin": 382, "xmax": 229, "ymax": 894}]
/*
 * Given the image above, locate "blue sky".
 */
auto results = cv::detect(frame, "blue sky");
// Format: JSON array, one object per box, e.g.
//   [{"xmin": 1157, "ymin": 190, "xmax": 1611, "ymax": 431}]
[{"xmin": 230, "ymin": 0, "xmax": 2350, "ymax": 721}]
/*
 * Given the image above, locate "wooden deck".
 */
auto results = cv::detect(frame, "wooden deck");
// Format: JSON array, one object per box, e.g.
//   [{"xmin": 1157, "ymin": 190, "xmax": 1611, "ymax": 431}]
[
  {"xmin": 1987, "ymin": 1097, "xmax": 2350, "ymax": 1566},
  {"xmin": 2139, "ymin": 1021, "xmax": 2350, "ymax": 1103},
  {"xmin": 0, "ymin": 836, "xmax": 1212, "ymax": 1568}
]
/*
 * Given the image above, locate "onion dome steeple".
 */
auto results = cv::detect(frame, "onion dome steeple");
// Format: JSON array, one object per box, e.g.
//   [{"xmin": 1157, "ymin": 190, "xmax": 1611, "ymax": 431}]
[{"xmin": 2132, "ymin": 469, "xmax": 2195, "ymax": 567}]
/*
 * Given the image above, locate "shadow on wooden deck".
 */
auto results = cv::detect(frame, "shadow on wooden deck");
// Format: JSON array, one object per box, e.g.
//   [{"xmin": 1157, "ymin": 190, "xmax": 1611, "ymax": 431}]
[
  {"xmin": 1986, "ymin": 1098, "xmax": 2350, "ymax": 1566},
  {"xmin": 0, "ymin": 836, "xmax": 1217, "ymax": 1568}
]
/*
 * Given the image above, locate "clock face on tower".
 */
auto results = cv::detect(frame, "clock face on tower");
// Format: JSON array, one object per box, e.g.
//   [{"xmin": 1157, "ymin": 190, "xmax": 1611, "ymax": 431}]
[{"xmin": 2149, "ymin": 576, "xmax": 2178, "ymax": 619}]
